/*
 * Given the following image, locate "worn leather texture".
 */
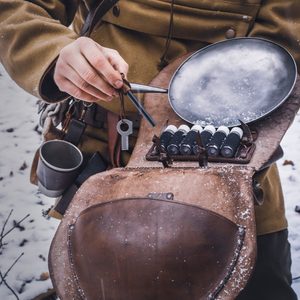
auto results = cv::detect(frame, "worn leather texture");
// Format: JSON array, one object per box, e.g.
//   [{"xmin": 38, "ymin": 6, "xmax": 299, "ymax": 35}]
[
  {"xmin": 68, "ymin": 198, "xmax": 245, "ymax": 300},
  {"xmin": 49, "ymin": 53, "xmax": 300, "ymax": 299},
  {"xmin": 50, "ymin": 167, "xmax": 256, "ymax": 300},
  {"xmin": 127, "ymin": 53, "xmax": 300, "ymax": 236}
]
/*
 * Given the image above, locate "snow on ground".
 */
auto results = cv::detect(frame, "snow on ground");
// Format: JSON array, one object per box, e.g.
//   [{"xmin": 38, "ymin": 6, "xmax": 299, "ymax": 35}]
[
  {"xmin": 0, "ymin": 63, "xmax": 299, "ymax": 299},
  {"xmin": 0, "ymin": 64, "xmax": 59, "ymax": 300},
  {"xmin": 279, "ymin": 106, "xmax": 300, "ymax": 296}
]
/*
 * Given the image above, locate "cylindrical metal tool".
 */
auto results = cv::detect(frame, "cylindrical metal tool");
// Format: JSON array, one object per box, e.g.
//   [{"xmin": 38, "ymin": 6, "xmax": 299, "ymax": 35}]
[
  {"xmin": 207, "ymin": 126, "xmax": 230, "ymax": 157},
  {"xmin": 167, "ymin": 124, "xmax": 190, "ymax": 155},
  {"xmin": 200, "ymin": 125, "xmax": 216, "ymax": 147},
  {"xmin": 159, "ymin": 125, "xmax": 177, "ymax": 151},
  {"xmin": 221, "ymin": 127, "xmax": 243, "ymax": 158},
  {"xmin": 180, "ymin": 125, "xmax": 203, "ymax": 155}
]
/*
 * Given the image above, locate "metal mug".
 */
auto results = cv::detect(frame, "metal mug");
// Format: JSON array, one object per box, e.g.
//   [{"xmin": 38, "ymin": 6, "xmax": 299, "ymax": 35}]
[{"xmin": 37, "ymin": 140, "xmax": 83, "ymax": 197}]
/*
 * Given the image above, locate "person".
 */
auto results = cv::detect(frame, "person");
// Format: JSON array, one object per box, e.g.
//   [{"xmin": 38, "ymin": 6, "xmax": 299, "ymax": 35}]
[{"xmin": 0, "ymin": 1, "xmax": 299, "ymax": 299}]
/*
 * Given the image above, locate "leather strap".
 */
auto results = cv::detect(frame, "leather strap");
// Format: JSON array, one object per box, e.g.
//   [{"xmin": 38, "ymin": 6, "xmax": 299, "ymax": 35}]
[
  {"xmin": 64, "ymin": 119, "xmax": 86, "ymax": 145},
  {"xmin": 81, "ymin": 0, "xmax": 120, "ymax": 36},
  {"xmin": 50, "ymin": 152, "xmax": 108, "ymax": 217},
  {"xmin": 107, "ymin": 111, "xmax": 121, "ymax": 167},
  {"xmin": 81, "ymin": 0, "xmax": 121, "ymax": 167}
]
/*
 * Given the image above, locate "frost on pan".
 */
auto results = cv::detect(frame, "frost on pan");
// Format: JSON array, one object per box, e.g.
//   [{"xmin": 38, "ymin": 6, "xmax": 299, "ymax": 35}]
[{"xmin": 170, "ymin": 42, "xmax": 290, "ymax": 126}]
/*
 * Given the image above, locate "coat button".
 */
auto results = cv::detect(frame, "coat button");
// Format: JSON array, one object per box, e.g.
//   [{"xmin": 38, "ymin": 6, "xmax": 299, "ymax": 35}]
[
  {"xmin": 113, "ymin": 5, "xmax": 120, "ymax": 17},
  {"xmin": 225, "ymin": 28, "xmax": 236, "ymax": 39}
]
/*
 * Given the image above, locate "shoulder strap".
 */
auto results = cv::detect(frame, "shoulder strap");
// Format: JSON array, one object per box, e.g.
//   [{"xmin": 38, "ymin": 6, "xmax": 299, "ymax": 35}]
[
  {"xmin": 81, "ymin": 0, "xmax": 119, "ymax": 36},
  {"xmin": 80, "ymin": 0, "xmax": 122, "ymax": 168}
]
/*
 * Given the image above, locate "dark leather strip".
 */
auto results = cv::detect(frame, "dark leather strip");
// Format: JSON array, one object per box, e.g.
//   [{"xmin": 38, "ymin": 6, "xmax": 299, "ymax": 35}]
[
  {"xmin": 64, "ymin": 119, "xmax": 86, "ymax": 146},
  {"xmin": 81, "ymin": 0, "xmax": 120, "ymax": 36},
  {"xmin": 81, "ymin": 103, "xmax": 140, "ymax": 129},
  {"xmin": 53, "ymin": 152, "xmax": 108, "ymax": 215},
  {"xmin": 107, "ymin": 111, "xmax": 121, "ymax": 167}
]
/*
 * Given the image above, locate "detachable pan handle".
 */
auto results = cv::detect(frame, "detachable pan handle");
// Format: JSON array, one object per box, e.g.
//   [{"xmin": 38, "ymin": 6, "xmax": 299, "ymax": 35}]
[
  {"xmin": 130, "ymin": 83, "xmax": 168, "ymax": 94},
  {"xmin": 123, "ymin": 83, "xmax": 167, "ymax": 127}
]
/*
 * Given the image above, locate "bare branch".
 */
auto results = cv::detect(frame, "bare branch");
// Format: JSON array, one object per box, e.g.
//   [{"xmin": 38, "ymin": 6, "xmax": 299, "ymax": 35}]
[
  {"xmin": 0, "ymin": 252, "xmax": 24, "ymax": 285},
  {"xmin": 0, "ymin": 270, "xmax": 20, "ymax": 300},
  {"xmin": 0, "ymin": 209, "xmax": 13, "ymax": 248},
  {"xmin": 0, "ymin": 209, "xmax": 13, "ymax": 237},
  {"xmin": 1, "ymin": 214, "xmax": 30, "ymax": 240},
  {"xmin": 0, "ymin": 211, "xmax": 28, "ymax": 299}
]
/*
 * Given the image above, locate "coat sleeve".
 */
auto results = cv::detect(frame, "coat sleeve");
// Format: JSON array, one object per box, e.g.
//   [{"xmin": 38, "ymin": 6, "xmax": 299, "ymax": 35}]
[
  {"xmin": 0, "ymin": 0, "xmax": 79, "ymax": 102},
  {"xmin": 248, "ymin": 0, "xmax": 300, "ymax": 72}
]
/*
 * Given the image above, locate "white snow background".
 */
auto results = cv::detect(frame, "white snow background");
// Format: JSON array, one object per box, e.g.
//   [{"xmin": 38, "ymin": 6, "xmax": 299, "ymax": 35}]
[{"xmin": 0, "ymin": 63, "xmax": 299, "ymax": 299}]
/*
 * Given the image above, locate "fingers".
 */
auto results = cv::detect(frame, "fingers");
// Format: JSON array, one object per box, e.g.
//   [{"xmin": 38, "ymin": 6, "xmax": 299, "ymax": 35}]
[
  {"xmin": 69, "ymin": 56, "xmax": 117, "ymax": 98},
  {"xmin": 57, "ymin": 78, "xmax": 102, "ymax": 103},
  {"xmin": 100, "ymin": 45, "xmax": 129, "ymax": 77},
  {"xmin": 59, "ymin": 64, "xmax": 114, "ymax": 102},
  {"xmin": 53, "ymin": 37, "xmax": 129, "ymax": 102},
  {"xmin": 80, "ymin": 42, "xmax": 124, "ymax": 89}
]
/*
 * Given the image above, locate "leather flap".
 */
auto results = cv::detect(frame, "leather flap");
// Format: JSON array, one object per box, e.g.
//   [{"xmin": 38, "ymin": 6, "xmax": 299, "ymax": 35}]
[{"xmin": 68, "ymin": 198, "xmax": 245, "ymax": 300}]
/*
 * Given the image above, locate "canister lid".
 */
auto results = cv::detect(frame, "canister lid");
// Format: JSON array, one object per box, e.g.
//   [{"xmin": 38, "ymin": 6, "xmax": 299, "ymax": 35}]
[
  {"xmin": 203, "ymin": 125, "xmax": 216, "ymax": 135},
  {"xmin": 178, "ymin": 124, "xmax": 190, "ymax": 133},
  {"xmin": 191, "ymin": 125, "xmax": 203, "ymax": 133},
  {"xmin": 164, "ymin": 125, "xmax": 177, "ymax": 134},
  {"xmin": 217, "ymin": 126, "xmax": 230, "ymax": 135},
  {"xmin": 230, "ymin": 127, "xmax": 243, "ymax": 138}
]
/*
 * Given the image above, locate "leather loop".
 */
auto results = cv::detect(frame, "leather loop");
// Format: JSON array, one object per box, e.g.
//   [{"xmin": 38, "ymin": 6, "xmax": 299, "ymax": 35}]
[
  {"xmin": 51, "ymin": 152, "xmax": 108, "ymax": 216},
  {"xmin": 64, "ymin": 119, "xmax": 86, "ymax": 146},
  {"xmin": 107, "ymin": 111, "xmax": 121, "ymax": 167}
]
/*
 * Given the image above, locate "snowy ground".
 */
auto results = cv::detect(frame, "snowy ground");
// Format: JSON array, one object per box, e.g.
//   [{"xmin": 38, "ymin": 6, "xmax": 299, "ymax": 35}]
[{"xmin": 0, "ymin": 63, "xmax": 299, "ymax": 299}]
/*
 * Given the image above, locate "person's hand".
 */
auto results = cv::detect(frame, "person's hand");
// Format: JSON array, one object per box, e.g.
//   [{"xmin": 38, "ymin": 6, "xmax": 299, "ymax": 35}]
[{"xmin": 53, "ymin": 37, "xmax": 129, "ymax": 102}]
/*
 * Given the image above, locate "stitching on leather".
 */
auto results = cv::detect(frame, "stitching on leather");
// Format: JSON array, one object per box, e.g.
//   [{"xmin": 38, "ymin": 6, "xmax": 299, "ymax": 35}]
[
  {"xmin": 74, "ymin": 197, "xmax": 241, "ymax": 228},
  {"xmin": 67, "ymin": 201, "xmax": 247, "ymax": 299},
  {"xmin": 68, "ymin": 224, "xmax": 86, "ymax": 300},
  {"xmin": 209, "ymin": 226, "xmax": 246, "ymax": 299}
]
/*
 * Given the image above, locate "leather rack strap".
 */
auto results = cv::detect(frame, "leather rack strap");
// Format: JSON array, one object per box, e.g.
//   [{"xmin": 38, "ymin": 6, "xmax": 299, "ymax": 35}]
[
  {"xmin": 81, "ymin": 0, "xmax": 120, "ymax": 36},
  {"xmin": 64, "ymin": 119, "xmax": 86, "ymax": 146},
  {"xmin": 49, "ymin": 152, "xmax": 108, "ymax": 218},
  {"xmin": 107, "ymin": 111, "xmax": 121, "ymax": 167}
]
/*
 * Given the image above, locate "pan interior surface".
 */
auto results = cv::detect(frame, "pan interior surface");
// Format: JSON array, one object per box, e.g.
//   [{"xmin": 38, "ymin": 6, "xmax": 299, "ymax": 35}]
[{"xmin": 169, "ymin": 38, "xmax": 297, "ymax": 127}]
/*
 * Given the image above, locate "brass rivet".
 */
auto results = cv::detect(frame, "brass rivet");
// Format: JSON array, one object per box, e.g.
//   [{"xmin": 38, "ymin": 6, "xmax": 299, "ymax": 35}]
[{"xmin": 225, "ymin": 28, "xmax": 236, "ymax": 39}]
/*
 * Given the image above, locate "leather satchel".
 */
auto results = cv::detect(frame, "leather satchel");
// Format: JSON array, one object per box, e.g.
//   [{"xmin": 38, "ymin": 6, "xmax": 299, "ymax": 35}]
[
  {"xmin": 48, "ymin": 1, "xmax": 300, "ymax": 299},
  {"xmin": 48, "ymin": 54, "xmax": 300, "ymax": 299}
]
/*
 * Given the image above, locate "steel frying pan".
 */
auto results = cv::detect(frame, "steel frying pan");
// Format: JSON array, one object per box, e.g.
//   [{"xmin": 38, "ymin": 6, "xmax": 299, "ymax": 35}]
[{"xmin": 131, "ymin": 37, "xmax": 297, "ymax": 127}]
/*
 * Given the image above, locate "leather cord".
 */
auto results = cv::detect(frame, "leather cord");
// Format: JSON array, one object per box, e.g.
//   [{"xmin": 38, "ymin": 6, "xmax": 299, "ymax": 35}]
[
  {"xmin": 81, "ymin": 0, "xmax": 120, "ymax": 36},
  {"xmin": 158, "ymin": 0, "xmax": 175, "ymax": 69}
]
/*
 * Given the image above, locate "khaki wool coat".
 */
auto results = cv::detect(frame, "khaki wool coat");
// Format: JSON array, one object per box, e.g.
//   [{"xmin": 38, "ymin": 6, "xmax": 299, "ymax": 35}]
[{"xmin": 1, "ymin": 0, "xmax": 300, "ymax": 235}]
